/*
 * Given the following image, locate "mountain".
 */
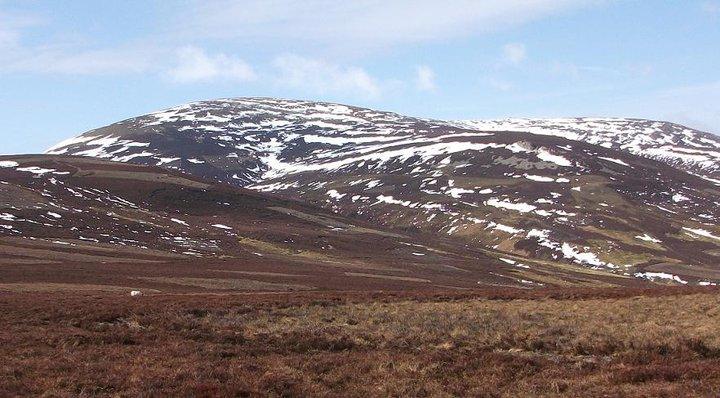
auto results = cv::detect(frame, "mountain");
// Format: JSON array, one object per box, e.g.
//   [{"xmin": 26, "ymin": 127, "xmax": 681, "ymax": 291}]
[
  {"xmin": 453, "ymin": 118, "xmax": 720, "ymax": 182},
  {"xmin": 44, "ymin": 98, "xmax": 720, "ymax": 285},
  {"xmin": 3, "ymin": 155, "xmax": 638, "ymax": 291}
]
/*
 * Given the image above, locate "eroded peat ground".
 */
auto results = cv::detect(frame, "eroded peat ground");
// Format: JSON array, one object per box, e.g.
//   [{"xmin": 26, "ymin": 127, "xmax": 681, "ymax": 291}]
[{"xmin": 2, "ymin": 287, "xmax": 720, "ymax": 397}]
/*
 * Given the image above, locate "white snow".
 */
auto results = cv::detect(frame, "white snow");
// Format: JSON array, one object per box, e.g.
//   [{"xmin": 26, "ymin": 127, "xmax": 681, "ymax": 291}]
[
  {"xmin": 485, "ymin": 198, "xmax": 536, "ymax": 213},
  {"xmin": 523, "ymin": 174, "xmax": 555, "ymax": 182},
  {"xmin": 45, "ymin": 135, "xmax": 99, "ymax": 154},
  {"xmin": 16, "ymin": 166, "xmax": 56, "ymax": 175},
  {"xmin": 635, "ymin": 234, "xmax": 662, "ymax": 243},
  {"xmin": 490, "ymin": 223, "xmax": 524, "ymax": 234},
  {"xmin": 374, "ymin": 195, "xmax": 413, "ymax": 207},
  {"xmin": 366, "ymin": 180, "xmax": 382, "ymax": 189},
  {"xmin": 634, "ymin": 272, "xmax": 688, "ymax": 284},
  {"xmin": 683, "ymin": 227, "xmax": 720, "ymax": 241},
  {"xmin": 598, "ymin": 156, "xmax": 630, "ymax": 167},
  {"xmin": 0, "ymin": 213, "xmax": 16, "ymax": 221},
  {"xmin": 326, "ymin": 189, "xmax": 346, "ymax": 200},
  {"xmin": 156, "ymin": 157, "xmax": 180, "ymax": 165},
  {"xmin": 561, "ymin": 243, "xmax": 607, "ymax": 267},
  {"xmin": 445, "ymin": 187, "xmax": 474, "ymax": 198},
  {"xmin": 0, "ymin": 161, "xmax": 19, "ymax": 168},
  {"xmin": 536, "ymin": 148, "xmax": 572, "ymax": 167},
  {"xmin": 499, "ymin": 258, "xmax": 529, "ymax": 269}
]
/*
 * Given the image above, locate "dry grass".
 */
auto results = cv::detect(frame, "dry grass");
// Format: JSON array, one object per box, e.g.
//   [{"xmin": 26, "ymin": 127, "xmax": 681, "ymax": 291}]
[
  {"xmin": 0, "ymin": 283, "xmax": 160, "ymax": 293},
  {"xmin": 2, "ymin": 288, "xmax": 720, "ymax": 396},
  {"xmin": 75, "ymin": 168, "xmax": 210, "ymax": 189},
  {"xmin": 343, "ymin": 272, "xmax": 431, "ymax": 283},
  {"xmin": 135, "ymin": 277, "xmax": 314, "ymax": 292}
]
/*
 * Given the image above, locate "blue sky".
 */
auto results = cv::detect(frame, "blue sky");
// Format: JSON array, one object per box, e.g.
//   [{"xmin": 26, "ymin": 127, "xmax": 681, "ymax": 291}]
[{"xmin": 1, "ymin": 0, "xmax": 719, "ymax": 154}]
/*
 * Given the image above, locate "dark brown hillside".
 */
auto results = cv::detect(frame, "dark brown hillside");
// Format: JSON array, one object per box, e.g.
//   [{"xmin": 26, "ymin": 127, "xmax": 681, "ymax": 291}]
[{"xmin": 1, "ymin": 155, "xmax": 638, "ymax": 292}]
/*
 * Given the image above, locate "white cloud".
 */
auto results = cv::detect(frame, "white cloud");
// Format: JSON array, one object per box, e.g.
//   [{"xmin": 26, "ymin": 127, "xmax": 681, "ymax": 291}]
[
  {"xmin": 0, "ymin": 9, "xmax": 41, "ymax": 49},
  {"xmin": 503, "ymin": 43, "xmax": 526, "ymax": 65},
  {"xmin": 702, "ymin": 1, "xmax": 720, "ymax": 15},
  {"xmin": 0, "ymin": 9, "xmax": 156, "ymax": 75},
  {"xmin": 5, "ymin": 47, "xmax": 156, "ymax": 75},
  {"xmin": 0, "ymin": 0, "xmax": 609, "ymax": 79},
  {"xmin": 3, "ymin": 42, "xmax": 255, "ymax": 82},
  {"xmin": 0, "ymin": 1, "xmax": 603, "ymax": 81},
  {"xmin": 0, "ymin": 9, "xmax": 256, "ymax": 81},
  {"xmin": 0, "ymin": 23, "xmax": 19, "ymax": 49},
  {"xmin": 547, "ymin": 62, "xmax": 646, "ymax": 82},
  {"xmin": 178, "ymin": 0, "xmax": 606, "ymax": 51},
  {"xmin": 415, "ymin": 65, "xmax": 437, "ymax": 92},
  {"xmin": 486, "ymin": 77, "xmax": 514, "ymax": 91},
  {"xmin": 165, "ymin": 46, "xmax": 256, "ymax": 83},
  {"xmin": 272, "ymin": 54, "xmax": 380, "ymax": 97}
]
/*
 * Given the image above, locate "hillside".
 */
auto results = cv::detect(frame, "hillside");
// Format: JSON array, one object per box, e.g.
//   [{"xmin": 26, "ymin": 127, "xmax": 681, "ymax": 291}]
[
  {"xmin": 44, "ymin": 98, "xmax": 720, "ymax": 285},
  {"xmin": 1, "ymin": 155, "xmax": 639, "ymax": 292}
]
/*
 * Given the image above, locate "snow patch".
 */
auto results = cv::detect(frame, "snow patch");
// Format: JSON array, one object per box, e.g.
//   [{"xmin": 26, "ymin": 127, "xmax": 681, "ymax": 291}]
[
  {"xmin": 486, "ymin": 198, "xmax": 536, "ymax": 213},
  {"xmin": 0, "ymin": 161, "xmax": 19, "ymax": 168},
  {"xmin": 598, "ymin": 156, "xmax": 630, "ymax": 167},
  {"xmin": 683, "ymin": 227, "xmax": 720, "ymax": 241},
  {"xmin": 634, "ymin": 272, "xmax": 688, "ymax": 284},
  {"xmin": 635, "ymin": 234, "xmax": 661, "ymax": 243},
  {"xmin": 537, "ymin": 148, "xmax": 572, "ymax": 167}
]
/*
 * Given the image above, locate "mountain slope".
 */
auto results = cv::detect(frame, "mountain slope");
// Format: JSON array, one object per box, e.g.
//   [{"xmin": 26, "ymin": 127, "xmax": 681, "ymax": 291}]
[
  {"xmin": 453, "ymin": 118, "xmax": 720, "ymax": 182},
  {"xmin": 45, "ymin": 98, "xmax": 720, "ymax": 285},
  {"xmin": 3, "ymin": 155, "xmax": 637, "ymax": 291}
]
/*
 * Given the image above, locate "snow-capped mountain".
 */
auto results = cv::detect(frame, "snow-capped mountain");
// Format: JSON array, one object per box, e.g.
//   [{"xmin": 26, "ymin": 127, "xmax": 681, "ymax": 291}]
[
  {"xmin": 45, "ymin": 98, "xmax": 720, "ymax": 284},
  {"xmin": 453, "ymin": 118, "xmax": 720, "ymax": 182}
]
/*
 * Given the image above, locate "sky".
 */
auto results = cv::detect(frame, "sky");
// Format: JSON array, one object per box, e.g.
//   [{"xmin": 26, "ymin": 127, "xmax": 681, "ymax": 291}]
[{"xmin": 0, "ymin": 0, "xmax": 719, "ymax": 154}]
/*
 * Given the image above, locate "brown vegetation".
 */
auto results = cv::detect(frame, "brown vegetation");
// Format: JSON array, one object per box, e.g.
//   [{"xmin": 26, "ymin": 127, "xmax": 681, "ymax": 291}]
[{"xmin": 2, "ymin": 287, "xmax": 720, "ymax": 396}]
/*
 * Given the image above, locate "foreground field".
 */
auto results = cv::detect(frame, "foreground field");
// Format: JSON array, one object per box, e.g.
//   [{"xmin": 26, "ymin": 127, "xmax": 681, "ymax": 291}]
[{"xmin": 2, "ymin": 287, "xmax": 720, "ymax": 397}]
